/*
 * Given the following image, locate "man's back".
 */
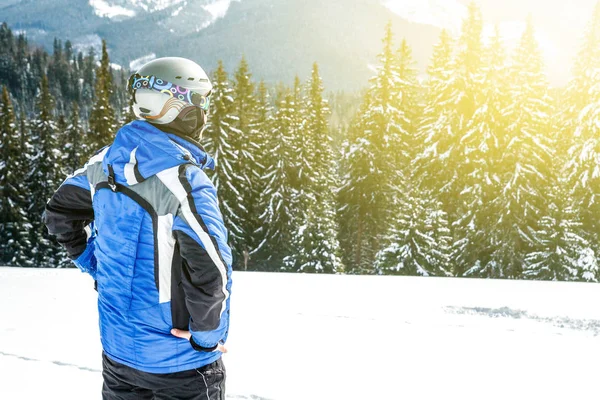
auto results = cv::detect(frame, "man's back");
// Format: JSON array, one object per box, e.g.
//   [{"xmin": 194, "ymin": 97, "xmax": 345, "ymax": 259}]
[{"xmin": 45, "ymin": 120, "xmax": 232, "ymax": 374}]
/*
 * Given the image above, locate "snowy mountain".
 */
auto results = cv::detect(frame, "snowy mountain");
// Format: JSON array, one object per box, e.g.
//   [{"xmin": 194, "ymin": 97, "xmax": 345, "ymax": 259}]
[
  {"xmin": 1, "ymin": 0, "xmax": 597, "ymax": 88},
  {"xmin": 1, "ymin": 267, "xmax": 599, "ymax": 399},
  {"xmin": 383, "ymin": 0, "xmax": 467, "ymax": 31},
  {"xmin": 89, "ymin": 0, "xmax": 186, "ymax": 17}
]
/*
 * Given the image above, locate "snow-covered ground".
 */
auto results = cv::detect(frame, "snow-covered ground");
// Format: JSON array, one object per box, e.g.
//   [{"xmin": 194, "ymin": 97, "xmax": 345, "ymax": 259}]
[{"xmin": 1, "ymin": 267, "xmax": 599, "ymax": 399}]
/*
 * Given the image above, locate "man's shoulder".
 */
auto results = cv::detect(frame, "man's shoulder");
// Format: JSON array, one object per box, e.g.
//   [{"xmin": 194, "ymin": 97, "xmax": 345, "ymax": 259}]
[
  {"xmin": 155, "ymin": 162, "xmax": 216, "ymax": 204},
  {"xmin": 180, "ymin": 163, "xmax": 216, "ymax": 194}
]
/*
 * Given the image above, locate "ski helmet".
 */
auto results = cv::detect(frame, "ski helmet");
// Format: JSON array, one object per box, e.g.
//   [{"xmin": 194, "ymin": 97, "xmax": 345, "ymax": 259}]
[{"xmin": 129, "ymin": 57, "xmax": 212, "ymax": 125}]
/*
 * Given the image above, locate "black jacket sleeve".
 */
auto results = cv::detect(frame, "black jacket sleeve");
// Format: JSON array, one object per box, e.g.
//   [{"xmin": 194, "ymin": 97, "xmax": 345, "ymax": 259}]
[{"xmin": 44, "ymin": 177, "xmax": 94, "ymax": 259}]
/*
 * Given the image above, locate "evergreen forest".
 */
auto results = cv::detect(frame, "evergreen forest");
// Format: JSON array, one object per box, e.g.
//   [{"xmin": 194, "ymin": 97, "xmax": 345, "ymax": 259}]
[{"xmin": 2, "ymin": 3, "xmax": 600, "ymax": 282}]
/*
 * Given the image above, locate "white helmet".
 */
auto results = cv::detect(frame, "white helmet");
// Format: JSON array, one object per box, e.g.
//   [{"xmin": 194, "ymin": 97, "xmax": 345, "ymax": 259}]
[{"xmin": 129, "ymin": 57, "xmax": 213, "ymax": 125}]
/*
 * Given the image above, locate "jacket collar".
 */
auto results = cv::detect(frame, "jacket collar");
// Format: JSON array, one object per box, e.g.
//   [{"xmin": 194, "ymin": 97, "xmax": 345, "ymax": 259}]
[
  {"xmin": 102, "ymin": 120, "xmax": 215, "ymax": 186},
  {"xmin": 166, "ymin": 132, "xmax": 215, "ymax": 170}
]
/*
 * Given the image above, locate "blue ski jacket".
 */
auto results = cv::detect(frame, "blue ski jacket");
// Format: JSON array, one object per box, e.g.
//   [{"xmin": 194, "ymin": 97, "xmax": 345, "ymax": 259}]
[{"xmin": 44, "ymin": 120, "xmax": 233, "ymax": 373}]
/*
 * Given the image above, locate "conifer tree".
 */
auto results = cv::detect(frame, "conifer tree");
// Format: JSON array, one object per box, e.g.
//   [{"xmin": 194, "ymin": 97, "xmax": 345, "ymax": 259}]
[
  {"xmin": 259, "ymin": 87, "xmax": 297, "ymax": 270},
  {"xmin": 229, "ymin": 56, "xmax": 257, "ymax": 269},
  {"xmin": 460, "ymin": 26, "xmax": 511, "ymax": 278},
  {"xmin": 480, "ymin": 18, "xmax": 554, "ymax": 278},
  {"xmin": 393, "ymin": 38, "xmax": 420, "ymax": 164},
  {"xmin": 337, "ymin": 96, "xmax": 374, "ymax": 273},
  {"xmin": 524, "ymin": 186, "xmax": 597, "ymax": 282},
  {"xmin": 247, "ymin": 80, "xmax": 274, "ymax": 268},
  {"xmin": 282, "ymin": 76, "xmax": 312, "ymax": 271},
  {"xmin": 63, "ymin": 103, "xmax": 85, "ymax": 174},
  {"xmin": 375, "ymin": 188, "xmax": 451, "ymax": 276},
  {"xmin": 289, "ymin": 64, "xmax": 341, "ymax": 273},
  {"xmin": 288, "ymin": 76, "xmax": 309, "ymax": 196},
  {"xmin": 205, "ymin": 60, "xmax": 236, "ymax": 186},
  {"xmin": 0, "ymin": 87, "xmax": 31, "ymax": 266},
  {"xmin": 412, "ymin": 29, "xmax": 455, "ymax": 193},
  {"xmin": 203, "ymin": 61, "xmax": 241, "ymax": 264},
  {"xmin": 88, "ymin": 40, "xmax": 116, "ymax": 154},
  {"xmin": 81, "ymin": 47, "xmax": 96, "ymax": 108},
  {"xmin": 48, "ymin": 38, "xmax": 71, "ymax": 112},
  {"xmin": 447, "ymin": 3, "xmax": 489, "ymax": 277},
  {"xmin": 337, "ymin": 23, "xmax": 406, "ymax": 273},
  {"xmin": 28, "ymin": 74, "xmax": 63, "ymax": 267},
  {"xmin": 413, "ymin": 5, "xmax": 487, "ymax": 276},
  {"xmin": 564, "ymin": 3, "xmax": 600, "ymax": 263},
  {"xmin": 377, "ymin": 38, "xmax": 444, "ymax": 276},
  {"xmin": 14, "ymin": 33, "xmax": 30, "ymax": 103},
  {"xmin": 69, "ymin": 50, "xmax": 82, "ymax": 105},
  {"xmin": 56, "ymin": 113, "xmax": 68, "ymax": 170}
]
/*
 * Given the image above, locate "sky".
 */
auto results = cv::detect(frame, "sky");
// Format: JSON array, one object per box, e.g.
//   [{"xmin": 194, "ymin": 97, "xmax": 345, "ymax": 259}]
[
  {"xmin": 385, "ymin": 0, "xmax": 598, "ymax": 86},
  {"xmin": 474, "ymin": 0, "xmax": 596, "ymax": 84}
]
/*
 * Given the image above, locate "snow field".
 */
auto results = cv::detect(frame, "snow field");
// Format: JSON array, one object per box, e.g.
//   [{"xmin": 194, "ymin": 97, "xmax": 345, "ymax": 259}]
[{"xmin": 0, "ymin": 268, "xmax": 599, "ymax": 399}]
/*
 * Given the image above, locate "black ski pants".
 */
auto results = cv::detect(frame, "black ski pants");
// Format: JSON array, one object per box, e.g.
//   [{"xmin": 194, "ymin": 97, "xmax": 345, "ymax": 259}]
[{"xmin": 101, "ymin": 353, "xmax": 226, "ymax": 400}]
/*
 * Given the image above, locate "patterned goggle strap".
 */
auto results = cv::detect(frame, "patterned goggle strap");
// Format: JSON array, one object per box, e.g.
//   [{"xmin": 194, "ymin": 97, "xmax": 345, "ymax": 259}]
[{"xmin": 129, "ymin": 73, "xmax": 211, "ymax": 111}]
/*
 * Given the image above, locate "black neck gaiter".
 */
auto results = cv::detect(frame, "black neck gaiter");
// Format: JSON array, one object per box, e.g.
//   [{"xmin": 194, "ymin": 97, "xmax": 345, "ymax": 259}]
[{"xmin": 153, "ymin": 106, "xmax": 206, "ymax": 141}]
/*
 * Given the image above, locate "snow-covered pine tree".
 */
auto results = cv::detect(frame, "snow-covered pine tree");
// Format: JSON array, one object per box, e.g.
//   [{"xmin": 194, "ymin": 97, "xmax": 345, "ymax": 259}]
[
  {"xmin": 337, "ymin": 23, "xmax": 405, "ymax": 273},
  {"xmin": 87, "ymin": 40, "xmax": 116, "ymax": 155},
  {"xmin": 288, "ymin": 63, "xmax": 341, "ymax": 273},
  {"xmin": 412, "ymin": 29, "xmax": 455, "ymax": 194},
  {"xmin": 448, "ymin": 3, "xmax": 492, "ymax": 277},
  {"xmin": 524, "ymin": 186, "xmax": 597, "ymax": 281},
  {"xmin": 80, "ymin": 48, "xmax": 96, "ymax": 114},
  {"xmin": 56, "ymin": 113, "xmax": 67, "ymax": 137},
  {"xmin": 282, "ymin": 76, "xmax": 312, "ymax": 272},
  {"xmin": 246, "ymin": 80, "xmax": 274, "ymax": 269},
  {"xmin": 119, "ymin": 97, "xmax": 137, "ymax": 127},
  {"xmin": 28, "ymin": 74, "xmax": 64, "ymax": 267},
  {"xmin": 564, "ymin": 2, "xmax": 600, "ymax": 264},
  {"xmin": 203, "ymin": 60, "xmax": 241, "ymax": 263},
  {"xmin": 56, "ymin": 113, "xmax": 68, "ymax": 173},
  {"xmin": 116, "ymin": 67, "xmax": 136, "ymax": 126},
  {"xmin": 375, "ymin": 187, "xmax": 451, "ymax": 276},
  {"xmin": 47, "ymin": 38, "xmax": 71, "ymax": 114},
  {"xmin": 393, "ymin": 38, "xmax": 420, "ymax": 164},
  {"xmin": 453, "ymin": 2, "xmax": 484, "ymax": 121},
  {"xmin": 63, "ymin": 102, "xmax": 85, "ymax": 174},
  {"xmin": 337, "ymin": 95, "xmax": 374, "ymax": 273},
  {"xmin": 114, "ymin": 68, "xmax": 132, "ymax": 123},
  {"xmin": 258, "ymin": 87, "xmax": 297, "ymax": 271},
  {"xmin": 12, "ymin": 33, "xmax": 30, "ymax": 107},
  {"xmin": 204, "ymin": 60, "xmax": 236, "ymax": 186},
  {"xmin": 413, "ymin": 4, "xmax": 487, "ymax": 276},
  {"xmin": 288, "ymin": 76, "xmax": 309, "ymax": 197},
  {"xmin": 229, "ymin": 56, "xmax": 258, "ymax": 269},
  {"xmin": 460, "ymin": 26, "xmax": 512, "ymax": 278},
  {"xmin": 0, "ymin": 86, "xmax": 32, "ymax": 266},
  {"xmin": 376, "ymin": 37, "xmax": 451, "ymax": 277},
  {"xmin": 305, "ymin": 64, "xmax": 331, "ymax": 185},
  {"xmin": 481, "ymin": 18, "xmax": 554, "ymax": 279},
  {"xmin": 67, "ymin": 41, "xmax": 82, "ymax": 106}
]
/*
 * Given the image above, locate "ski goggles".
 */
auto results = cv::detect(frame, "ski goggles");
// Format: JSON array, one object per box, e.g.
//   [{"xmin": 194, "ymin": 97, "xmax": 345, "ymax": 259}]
[{"xmin": 128, "ymin": 73, "xmax": 212, "ymax": 111}]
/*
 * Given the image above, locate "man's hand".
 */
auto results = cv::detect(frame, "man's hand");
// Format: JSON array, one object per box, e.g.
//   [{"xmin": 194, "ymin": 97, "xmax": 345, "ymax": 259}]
[{"xmin": 170, "ymin": 329, "xmax": 228, "ymax": 353}]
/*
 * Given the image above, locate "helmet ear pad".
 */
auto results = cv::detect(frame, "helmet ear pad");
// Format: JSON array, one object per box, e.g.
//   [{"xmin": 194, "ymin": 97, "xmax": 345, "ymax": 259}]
[{"xmin": 132, "ymin": 90, "xmax": 187, "ymax": 125}]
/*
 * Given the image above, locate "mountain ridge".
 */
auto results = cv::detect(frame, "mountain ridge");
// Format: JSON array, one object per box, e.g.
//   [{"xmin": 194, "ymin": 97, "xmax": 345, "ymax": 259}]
[{"xmin": 1, "ymin": 0, "xmax": 596, "ymax": 89}]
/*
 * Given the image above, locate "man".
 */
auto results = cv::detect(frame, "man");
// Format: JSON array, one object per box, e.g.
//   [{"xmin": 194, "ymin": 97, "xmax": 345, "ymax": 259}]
[{"xmin": 44, "ymin": 57, "xmax": 232, "ymax": 400}]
